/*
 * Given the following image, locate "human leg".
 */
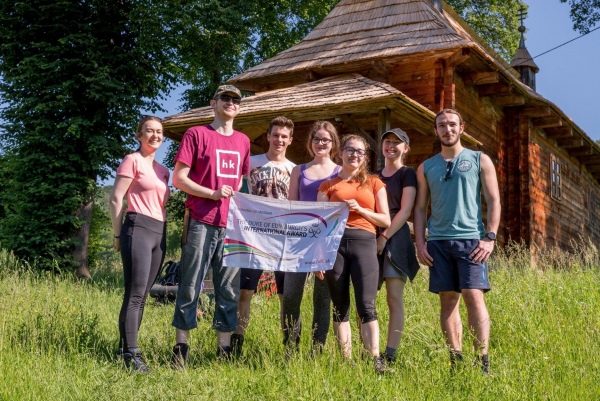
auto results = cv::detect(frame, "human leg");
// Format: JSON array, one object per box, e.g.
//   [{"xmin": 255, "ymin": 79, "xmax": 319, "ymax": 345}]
[
  {"xmin": 235, "ymin": 268, "xmax": 263, "ymax": 335},
  {"xmin": 461, "ymin": 289, "xmax": 490, "ymax": 355},
  {"xmin": 384, "ymin": 276, "xmax": 405, "ymax": 358},
  {"xmin": 311, "ymin": 274, "xmax": 331, "ymax": 348},
  {"xmin": 325, "ymin": 232, "xmax": 351, "ymax": 356},
  {"xmin": 439, "ymin": 291, "xmax": 462, "ymax": 353},
  {"xmin": 275, "ymin": 271, "xmax": 285, "ymax": 332},
  {"xmin": 282, "ymin": 272, "xmax": 307, "ymax": 346}
]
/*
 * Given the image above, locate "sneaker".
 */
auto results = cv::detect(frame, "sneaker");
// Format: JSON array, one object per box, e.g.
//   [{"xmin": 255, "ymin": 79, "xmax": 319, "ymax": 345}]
[
  {"xmin": 450, "ymin": 349, "xmax": 463, "ymax": 369},
  {"xmin": 373, "ymin": 355, "xmax": 395, "ymax": 375},
  {"xmin": 171, "ymin": 343, "xmax": 189, "ymax": 370},
  {"xmin": 122, "ymin": 348, "xmax": 151, "ymax": 374},
  {"xmin": 115, "ymin": 347, "xmax": 123, "ymax": 357},
  {"xmin": 216, "ymin": 345, "xmax": 232, "ymax": 361},
  {"xmin": 230, "ymin": 334, "xmax": 244, "ymax": 358}
]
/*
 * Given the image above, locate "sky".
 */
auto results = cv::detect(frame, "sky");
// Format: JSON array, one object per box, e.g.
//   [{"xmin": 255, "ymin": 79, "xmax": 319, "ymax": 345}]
[{"xmin": 106, "ymin": 0, "xmax": 600, "ymax": 184}]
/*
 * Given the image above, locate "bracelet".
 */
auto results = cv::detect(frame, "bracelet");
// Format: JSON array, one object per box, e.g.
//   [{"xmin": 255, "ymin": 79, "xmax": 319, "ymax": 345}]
[
  {"xmin": 380, "ymin": 233, "xmax": 388, "ymax": 240},
  {"xmin": 114, "ymin": 235, "xmax": 120, "ymax": 239}
]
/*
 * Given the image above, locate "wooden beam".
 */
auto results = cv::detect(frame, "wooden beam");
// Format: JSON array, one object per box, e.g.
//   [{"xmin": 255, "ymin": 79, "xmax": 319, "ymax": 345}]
[
  {"xmin": 337, "ymin": 114, "xmax": 378, "ymax": 150},
  {"xmin": 521, "ymin": 107, "xmax": 552, "ymax": 117},
  {"xmin": 446, "ymin": 48, "xmax": 470, "ymax": 68},
  {"xmin": 592, "ymin": 172, "xmax": 600, "ymax": 179},
  {"xmin": 533, "ymin": 116, "xmax": 562, "ymax": 129},
  {"xmin": 584, "ymin": 164, "xmax": 600, "ymax": 173},
  {"xmin": 568, "ymin": 147, "xmax": 594, "ymax": 157},
  {"xmin": 557, "ymin": 137, "xmax": 583, "ymax": 148},
  {"xmin": 545, "ymin": 127, "xmax": 573, "ymax": 139},
  {"xmin": 493, "ymin": 95, "xmax": 525, "ymax": 107},
  {"xmin": 377, "ymin": 109, "xmax": 391, "ymax": 170},
  {"xmin": 470, "ymin": 71, "xmax": 499, "ymax": 85},
  {"xmin": 578, "ymin": 154, "xmax": 600, "ymax": 164},
  {"xmin": 372, "ymin": 60, "xmax": 391, "ymax": 78},
  {"xmin": 251, "ymin": 143, "xmax": 265, "ymax": 155},
  {"xmin": 478, "ymin": 83, "xmax": 512, "ymax": 97}
]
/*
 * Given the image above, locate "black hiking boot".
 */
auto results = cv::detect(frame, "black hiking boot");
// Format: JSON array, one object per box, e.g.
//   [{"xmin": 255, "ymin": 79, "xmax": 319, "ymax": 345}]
[
  {"xmin": 230, "ymin": 334, "xmax": 244, "ymax": 358},
  {"xmin": 171, "ymin": 343, "xmax": 189, "ymax": 370},
  {"xmin": 216, "ymin": 345, "xmax": 232, "ymax": 361},
  {"xmin": 122, "ymin": 348, "xmax": 151, "ymax": 374},
  {"xmin": 373, "ymin": 355, "xmax": 395, "ymax": 375},
  {"xmin": 477, "ymin": 354, "xmax": 490, "ymax": 375}
]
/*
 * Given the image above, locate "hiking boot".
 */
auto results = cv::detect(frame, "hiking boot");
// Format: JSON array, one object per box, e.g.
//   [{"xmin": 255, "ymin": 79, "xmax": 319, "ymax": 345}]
[
  {"xmin": 450, "ymin": 349, "xmax": 464, "ymax": 369},
  {"xmin": 373, "ymin": 355, "xmax": 395, "ymax": 375},
  {"xmin": 230, "ymin": 334, "xmax": 244, "ymax": 358},
  {"xmin": 381, "ymin": 352, "xmax": 396, "ymax": 364},
  {"xmin": 171, "ymin": 343, "xmax": 189, "ymax": 370},
  {"xmin": 477, "ymin": 354, "xmax": 490, "ymax": 375},
  {"xmin": 216, "ymin": 345, "xmax": 232, "ymax": 361},
  {"xmin": 122, "ymin": 348, "xmax": 151, "ymax": 374}
]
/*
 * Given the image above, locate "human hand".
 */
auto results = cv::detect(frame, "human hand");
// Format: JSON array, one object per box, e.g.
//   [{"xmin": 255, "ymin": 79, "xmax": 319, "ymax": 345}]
[
  {"xmin": 376, "ymin": 235, "xmax": 387, "ymax": 255},
  {"xmin": 416, "ymin": 242, "xmax": 433, "ymax": 266},
  {"xmin": 344, "ymin": 199, "xmax": 362, "ymax": 213},
  {"xmin": 213, "ymin": 185, "xmax": 235, "ymax": 200},
  {"xmin": 315, "ymin": 271, "xmax": 325, "ymax": 280},
  {"xmin": 469, "ymin": 239, "xmax": 495, "ymax": 264}
]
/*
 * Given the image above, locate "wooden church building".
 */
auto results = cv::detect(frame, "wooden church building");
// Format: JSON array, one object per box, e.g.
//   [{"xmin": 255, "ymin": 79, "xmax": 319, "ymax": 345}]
[{"xmin": 162, "ymin": 0, "xmax": 600, "ymax": 252}]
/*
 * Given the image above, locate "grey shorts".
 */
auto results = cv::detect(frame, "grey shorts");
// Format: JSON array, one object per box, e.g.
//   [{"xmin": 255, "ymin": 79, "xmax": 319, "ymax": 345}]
[
  {"xmin": 427, "ymin": 239, "xmax": 491, "ymax": 294},
  {"xmin": 382, "ymin": 254, "xmax": 408, "ymax": 282},
  {"xmin": 172, "ymin": 219, "xmax": 240, "ymax": 332}
]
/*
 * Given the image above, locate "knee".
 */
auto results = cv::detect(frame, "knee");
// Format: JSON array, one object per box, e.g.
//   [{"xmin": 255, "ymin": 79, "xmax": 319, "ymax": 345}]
[{"xmin": 238, "ymin": 289, "xmax": 253, "ymax": 304}]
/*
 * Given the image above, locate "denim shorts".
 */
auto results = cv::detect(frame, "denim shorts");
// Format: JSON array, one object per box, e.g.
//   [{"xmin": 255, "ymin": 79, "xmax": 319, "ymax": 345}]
[
  {"xmin": 172, "ymin": 219, "xmax": 241, "ymax": 332},
  {"xmin": 427, "ymin": 239, "xmax": 491, "ymax": 294}
]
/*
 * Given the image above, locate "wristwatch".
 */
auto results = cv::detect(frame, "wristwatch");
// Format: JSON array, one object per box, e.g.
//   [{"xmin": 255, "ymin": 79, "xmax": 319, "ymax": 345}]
[{"xmin": 484, "ymin": 232, "xmax": 497, "ymax": 241}]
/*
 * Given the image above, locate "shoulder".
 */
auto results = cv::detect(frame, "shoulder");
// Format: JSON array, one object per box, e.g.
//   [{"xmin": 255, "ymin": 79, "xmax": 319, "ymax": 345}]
[
  {"xmin": 368, "ymin": 175, "xmax": 385, "ymax": 190},
  {"xmin": 233, "ymin": 130, "xmax": 251, "ymax": 144},
  {"xmin": 319, "ymin": 177, "xmax": 340, "ymax": 192},
  {"xmin": 155, "ymin": 162, "xmax": 170, "ymax": 175}
]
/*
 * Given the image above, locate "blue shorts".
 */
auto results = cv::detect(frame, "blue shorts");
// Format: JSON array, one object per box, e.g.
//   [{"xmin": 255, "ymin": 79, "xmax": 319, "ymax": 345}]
[
  {"xmin": 427, "ymin": 239, "xmax": 491, "ymax": 293},
  {"xmin": 240, "ymin": 268, "xmax": 285, "ymax": 294}
]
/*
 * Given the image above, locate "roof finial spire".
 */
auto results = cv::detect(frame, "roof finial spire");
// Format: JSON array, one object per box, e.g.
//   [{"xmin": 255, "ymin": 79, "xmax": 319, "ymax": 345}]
[{"xmin": 518, "ymin": 7, "xmax": 528, "ymax": 48}]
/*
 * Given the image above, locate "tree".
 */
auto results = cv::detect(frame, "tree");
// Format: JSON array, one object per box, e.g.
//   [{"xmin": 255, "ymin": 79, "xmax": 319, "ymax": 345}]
[
  {"xmin": 560, "ymin": 0, "xmax": 600, "ymax": 33},
  {"xmin": 0, "ymin": 0, "xmax": 178, "ymax": 275},
  {"xmin": 446, "ymin": 0, "xmax": 527, "ymax": 61}
]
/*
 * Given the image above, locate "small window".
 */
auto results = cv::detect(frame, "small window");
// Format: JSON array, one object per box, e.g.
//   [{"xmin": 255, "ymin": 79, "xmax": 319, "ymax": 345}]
[{"xmin": 550, "ymin": 155, "xmax": 562, "ymax": 201}]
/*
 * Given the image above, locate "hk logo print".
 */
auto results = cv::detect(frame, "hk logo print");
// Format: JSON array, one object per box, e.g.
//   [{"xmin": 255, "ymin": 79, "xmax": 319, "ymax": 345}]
[{"xmin": 216, "ymin": 150, "xmax": 241, "ymax": 178}]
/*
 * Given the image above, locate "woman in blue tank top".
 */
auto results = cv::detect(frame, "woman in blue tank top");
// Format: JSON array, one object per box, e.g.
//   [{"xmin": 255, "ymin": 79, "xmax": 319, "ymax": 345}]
[{"xmin": 282, "ymin": 121, "xmax": 340, "ymax": 353}]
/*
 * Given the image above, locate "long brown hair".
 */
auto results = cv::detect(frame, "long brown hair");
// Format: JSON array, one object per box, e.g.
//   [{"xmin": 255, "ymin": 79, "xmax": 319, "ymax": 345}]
[
  {"xmin": 306, "ymin": 120, "xmax": 340, "ymax": 159},
  {"xmin": 340, "ymin": 134, "xmax": 370, "ymax": 188}
]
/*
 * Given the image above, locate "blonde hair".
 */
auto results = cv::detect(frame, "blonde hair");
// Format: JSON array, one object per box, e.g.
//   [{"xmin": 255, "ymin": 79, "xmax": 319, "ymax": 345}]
[
  {"xmin": 306, "ymin": 121, "xmax": 340, "ymax": 159},
  {"xmin": 340, "ymin": 134, "xmax": 370, "ymax": 188}
]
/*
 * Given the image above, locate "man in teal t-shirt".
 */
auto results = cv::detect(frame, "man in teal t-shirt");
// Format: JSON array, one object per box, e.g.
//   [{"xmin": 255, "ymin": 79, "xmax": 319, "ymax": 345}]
[{"xmin": 414, "ymin": 108, "xmax": 500, "ymax": 374}]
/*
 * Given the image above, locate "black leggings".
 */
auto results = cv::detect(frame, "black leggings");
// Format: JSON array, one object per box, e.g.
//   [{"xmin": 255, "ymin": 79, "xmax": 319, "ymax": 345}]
[
  {"xmin": 118, "ymin": 212, "xmax": 166, "ymax": 351},
  {"xmin": 325, "ymin": 228, "xmax": 379, "ymax": 324}
]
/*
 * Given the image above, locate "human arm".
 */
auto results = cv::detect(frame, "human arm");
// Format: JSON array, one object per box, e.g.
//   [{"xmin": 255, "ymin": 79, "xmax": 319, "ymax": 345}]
[
  {"xmin": 414, "ymin": 163, "xmax": 433, "ymax": 266},
  {"xmin": 172, "ymin": 161, "xmax": 235, "ymax": 200},
  {"xmin": 469, "ymin": 154, "xmax": 501, "ymax": 263},
  {"xmin": 377, "ymin": 186, "xmax": 416, "ymax": 255},
  {"xmin": 109, "ymin": 175, "xmax": 133, "ymax": 251},
  {"xmin": 287, "ymin": 165, "xmax": 301, "ymax": 201}
]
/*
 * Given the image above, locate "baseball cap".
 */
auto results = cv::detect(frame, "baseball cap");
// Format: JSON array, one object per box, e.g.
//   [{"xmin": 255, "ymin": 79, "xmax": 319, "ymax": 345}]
[
  {"xmin": 382, "ymin": 128, "xmax": 410, "ymax": 145},
  {"xmin": 213, "ymin": 85, "xmax": 241, "ymax": 99}
]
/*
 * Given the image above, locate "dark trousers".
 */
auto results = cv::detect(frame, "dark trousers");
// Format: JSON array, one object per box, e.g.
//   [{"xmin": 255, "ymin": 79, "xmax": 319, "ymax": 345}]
[{"xmin": 118, "ymin": 212, "xmax": 166, "ymax": 351}]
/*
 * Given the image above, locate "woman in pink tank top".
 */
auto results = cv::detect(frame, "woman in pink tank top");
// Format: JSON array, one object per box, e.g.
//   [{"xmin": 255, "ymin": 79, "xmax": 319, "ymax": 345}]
[{"xmin": 109, "ymin": 116, "xmax": 170, "ymax": 373}]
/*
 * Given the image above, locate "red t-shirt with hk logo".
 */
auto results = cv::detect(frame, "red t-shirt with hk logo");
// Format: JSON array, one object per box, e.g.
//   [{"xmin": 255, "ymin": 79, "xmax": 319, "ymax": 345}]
[{"xmin": 175, "ymin": 125, "xmax": 250, "ymax": 227}]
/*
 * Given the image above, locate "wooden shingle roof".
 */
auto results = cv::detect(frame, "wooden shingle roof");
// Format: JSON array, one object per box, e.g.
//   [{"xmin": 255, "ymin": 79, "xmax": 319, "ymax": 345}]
[
  {"xmin": 163, "ymin": 74, "xmax": 435, "ymax": 141},
  {"xmin": 229, "ymin": 0, "xmax": 470, "ymax": 84}
]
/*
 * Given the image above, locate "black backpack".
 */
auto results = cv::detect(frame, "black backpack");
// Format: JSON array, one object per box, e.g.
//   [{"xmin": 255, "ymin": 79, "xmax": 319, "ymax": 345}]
[{"xmin": 156, "ymin": 260, "xmax": 179, "ymax": 286}]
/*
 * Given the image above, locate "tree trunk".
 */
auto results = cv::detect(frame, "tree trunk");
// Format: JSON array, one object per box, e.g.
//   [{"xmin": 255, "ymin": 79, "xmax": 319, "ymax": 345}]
[{"xmin": 74, "ymin": 199, "xmax": 93, "ymax": 280}]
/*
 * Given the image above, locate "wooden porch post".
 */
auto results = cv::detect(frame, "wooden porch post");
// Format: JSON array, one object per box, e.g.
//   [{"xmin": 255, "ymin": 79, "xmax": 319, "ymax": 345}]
[{"xmin": 377, "ymin": 108, "xmax": 391, "ymax": 170}]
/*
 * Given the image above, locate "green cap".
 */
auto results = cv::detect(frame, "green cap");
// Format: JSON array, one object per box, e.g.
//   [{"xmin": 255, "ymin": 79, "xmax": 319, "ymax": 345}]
[{"xmin": 213, "ymin": 85, "xmax": 241, "ymax": 99}]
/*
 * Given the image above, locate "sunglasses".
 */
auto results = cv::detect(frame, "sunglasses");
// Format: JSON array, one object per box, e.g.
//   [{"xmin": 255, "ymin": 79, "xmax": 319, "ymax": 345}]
[
  {"xmin": 343, "ymin": 147, "xmax": 367, "ymax": 157},
  {"xmin": 217, "ymin": 95, "xmax": 241, "ymax": 105},
  {"xmin": 312, "ymin": 137, "xmax": 332, "ymax": 145},
  {"xmin": 444, "ymin": 161, "xmax": 454, "ymax": 181}
]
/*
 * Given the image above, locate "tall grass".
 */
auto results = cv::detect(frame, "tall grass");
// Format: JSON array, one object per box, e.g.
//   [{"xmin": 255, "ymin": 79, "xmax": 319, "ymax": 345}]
[{"xmin": 0, "ymin": 243, "xmax": 598, "ymax": 400}]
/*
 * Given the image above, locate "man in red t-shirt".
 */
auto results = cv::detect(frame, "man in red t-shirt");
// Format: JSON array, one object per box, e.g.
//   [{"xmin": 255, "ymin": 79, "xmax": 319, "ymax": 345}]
[{"xmin": 171, "ymin": 85, "xmax": 250, "ymax": 367}]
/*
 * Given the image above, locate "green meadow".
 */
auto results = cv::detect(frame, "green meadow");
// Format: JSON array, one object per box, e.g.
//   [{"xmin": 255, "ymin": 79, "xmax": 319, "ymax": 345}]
[{"xmin": 0, "ymin": 243, "xmax": 599, "ymax": 400}]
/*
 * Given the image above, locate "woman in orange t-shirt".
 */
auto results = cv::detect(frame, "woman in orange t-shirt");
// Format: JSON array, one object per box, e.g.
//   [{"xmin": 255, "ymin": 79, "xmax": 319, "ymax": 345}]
[
  {"xmin": 109, "ymin": 116, "xmax": 170, "ymax": 373},
  {"xmin": 317, "ymin": 134, "xmax": 391, "ymax": 374}
]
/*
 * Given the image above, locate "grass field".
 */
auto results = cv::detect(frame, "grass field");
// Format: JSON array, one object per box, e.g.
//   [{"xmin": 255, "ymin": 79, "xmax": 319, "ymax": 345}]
[{"xmin": 0, "ymin": 244, "xmax": 599, "ymax": 400}]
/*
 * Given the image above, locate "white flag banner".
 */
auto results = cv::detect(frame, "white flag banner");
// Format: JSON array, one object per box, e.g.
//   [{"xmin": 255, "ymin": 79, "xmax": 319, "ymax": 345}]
[{"xmin": 223, "ymin": 192, "xmax": 349, "ymax": 272}]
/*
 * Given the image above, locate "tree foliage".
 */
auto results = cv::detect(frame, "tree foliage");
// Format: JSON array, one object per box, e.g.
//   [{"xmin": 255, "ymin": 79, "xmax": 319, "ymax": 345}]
[
  {"xmin": 0, "ymin": 0, "xmax": 178, "ymax": 269},
  {"xmin": 560, "ymin": 0, "xmax": 600, "ymax": 33},
  {"xmin": 446, "ymin": 0, "xmax": 527, "ymax": 61}
]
